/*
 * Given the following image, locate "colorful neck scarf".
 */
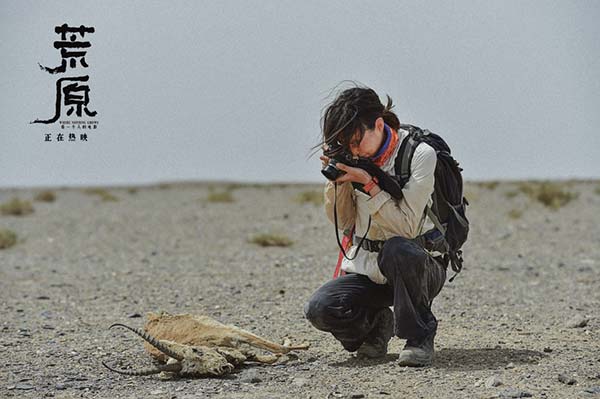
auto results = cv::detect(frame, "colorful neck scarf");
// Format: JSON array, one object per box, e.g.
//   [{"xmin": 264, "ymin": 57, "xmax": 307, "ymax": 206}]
[{"xmin": 371, "ymin": 123, "xmax": 399, "ymax": 167}]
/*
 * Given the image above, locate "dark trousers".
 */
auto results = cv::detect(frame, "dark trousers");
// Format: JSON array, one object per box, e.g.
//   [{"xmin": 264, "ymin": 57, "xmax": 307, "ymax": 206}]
[{"xmin": 304, "ymin": 236, "xmax": 447, "ymax": 351}]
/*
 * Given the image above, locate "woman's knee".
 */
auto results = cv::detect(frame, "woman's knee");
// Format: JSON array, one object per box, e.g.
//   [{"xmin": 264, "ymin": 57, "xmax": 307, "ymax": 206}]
[
  {"xmin": 304, "ymin": 291, "xmax": 348, "ymax": 331},
  {"xmin": 303, "ymin": 293, "xmax": 330, "ymax": 330}
]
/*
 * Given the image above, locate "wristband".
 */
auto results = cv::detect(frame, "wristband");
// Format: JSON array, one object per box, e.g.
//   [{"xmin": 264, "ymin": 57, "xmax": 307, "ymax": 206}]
[{"xmin": 363, "ymin": 176, "xmax": 379, "ymax": 193}]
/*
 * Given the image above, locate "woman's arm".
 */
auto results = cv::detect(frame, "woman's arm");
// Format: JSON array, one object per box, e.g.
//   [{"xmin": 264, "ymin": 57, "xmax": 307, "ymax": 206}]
[{"xmin": 324, "ymin": 181, "xmax": 356, "ymax": 231}]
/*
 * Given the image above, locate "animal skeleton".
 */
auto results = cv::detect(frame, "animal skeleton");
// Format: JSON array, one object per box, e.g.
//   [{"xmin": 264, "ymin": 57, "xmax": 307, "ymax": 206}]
[{"xmin": 103, "ymin": 312, "xmax": 309, "ymax": 378}]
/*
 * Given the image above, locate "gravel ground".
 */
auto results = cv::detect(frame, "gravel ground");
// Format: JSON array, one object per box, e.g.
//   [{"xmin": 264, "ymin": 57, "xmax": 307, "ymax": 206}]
[{"xmin": 1, "ymin": 180, "xmax": 599, "ymax": 399}]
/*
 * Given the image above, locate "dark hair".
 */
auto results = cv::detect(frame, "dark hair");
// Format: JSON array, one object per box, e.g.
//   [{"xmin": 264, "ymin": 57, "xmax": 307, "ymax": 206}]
[{"xmin": 318, "ymin": 84, "xmax": 400, "ymax": 151}]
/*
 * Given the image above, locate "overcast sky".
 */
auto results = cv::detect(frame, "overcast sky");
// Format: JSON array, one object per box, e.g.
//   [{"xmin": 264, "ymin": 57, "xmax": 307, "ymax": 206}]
[{"xmin": 1, "ymin": 1, "xmax": 598, "ymax": 188}]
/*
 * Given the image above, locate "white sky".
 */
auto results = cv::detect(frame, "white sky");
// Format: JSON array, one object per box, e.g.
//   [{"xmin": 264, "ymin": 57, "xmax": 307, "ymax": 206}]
[{"xmin": 1, "ymin": 1, "xmax": 599, "ymax": 187}]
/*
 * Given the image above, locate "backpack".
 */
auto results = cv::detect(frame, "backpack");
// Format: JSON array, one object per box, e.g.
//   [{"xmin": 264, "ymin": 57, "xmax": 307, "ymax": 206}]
[{"xmin": 395, "ymin": 124, "xmax": 469, "ymax": 281}]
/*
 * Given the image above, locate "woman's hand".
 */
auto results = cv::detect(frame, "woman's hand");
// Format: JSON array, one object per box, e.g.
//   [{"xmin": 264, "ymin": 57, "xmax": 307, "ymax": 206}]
[
  {"xmin": 334, "ymin": 163, "xmax": 372, "ymax": 185},
  {"xmin": 319, "ymin": 155, "xmax": 330, "ymax": 169}
]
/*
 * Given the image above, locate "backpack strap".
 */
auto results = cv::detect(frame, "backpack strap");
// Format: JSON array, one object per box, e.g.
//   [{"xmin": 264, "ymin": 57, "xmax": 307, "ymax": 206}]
[
  {"xmin": 395, "ymin": 126, "xmax": 450, "ymax": 254},
  {"xmin": 395, "ymin": 126, "xmax": 421, "ymax": 187}
]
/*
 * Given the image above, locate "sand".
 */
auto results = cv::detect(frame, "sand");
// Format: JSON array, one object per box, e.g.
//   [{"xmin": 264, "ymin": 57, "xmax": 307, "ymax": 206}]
[{"xmin": 1, "ymin": 180, "xmax": 599, "ymax": 398}]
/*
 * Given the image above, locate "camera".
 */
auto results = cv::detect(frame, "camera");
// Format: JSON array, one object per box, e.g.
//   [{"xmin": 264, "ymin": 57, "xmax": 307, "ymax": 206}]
[{"xmin": 321, "ymin": 142, "xmax": 357, "ymax": 181}]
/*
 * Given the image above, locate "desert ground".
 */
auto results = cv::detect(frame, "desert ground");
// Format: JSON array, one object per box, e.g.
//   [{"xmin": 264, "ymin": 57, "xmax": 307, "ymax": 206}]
[{"xmin": 1, "ymin": 180, "xmax": 599, "ymax": 399}]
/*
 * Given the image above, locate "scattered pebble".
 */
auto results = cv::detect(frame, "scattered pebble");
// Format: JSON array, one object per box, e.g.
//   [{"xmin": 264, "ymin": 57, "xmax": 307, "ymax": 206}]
[
  {"xmin": 583, "ymin": 386, "xmax": 600, "ymax": 394},
  {"xmin": 543, "ymin": 347, "xmax": 553, "ymax": 353},
  {"xmin": 558, "ymin": 373, "xmax": 577, "ymax": 385},
  {"xmin": 240, "ymin": 370, "xmax": 262, "ymax": 384},
  {"xmin": 485, "ymin": 375, "xmax": 503, "ymax": 388},
  {"xmin": 350, "ymin": 394, "xmax": 365, "ymax": 399},
  {"xmin": 566, "ymin": 315, "xmax": 589, "ymax": 328},
  {"xmin": 13, "ymin": 383, "xmax": 35, "ymax": 390},
  {"xmin": 292, "ymin": 377, "xmax": 309, "ymax": 387},
  {"xmin": 498, "ymin": 388, "xmax": 533, "ymax": 398}
]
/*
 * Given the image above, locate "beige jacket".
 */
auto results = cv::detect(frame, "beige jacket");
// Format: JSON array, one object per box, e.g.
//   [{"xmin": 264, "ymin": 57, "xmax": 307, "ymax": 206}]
[{"xmin": 324, "ymin": 128, "xmax": 437, "ymax": 284}]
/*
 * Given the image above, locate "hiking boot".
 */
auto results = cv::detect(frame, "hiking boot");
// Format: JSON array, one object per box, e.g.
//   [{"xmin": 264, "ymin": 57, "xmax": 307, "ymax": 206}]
[
  {"xmin": 357, "ymin": 308, "xmax": 394, "ymax": 358},
  {"xmin": 397, "ymin": 329, "xmax": 435, "ymax": 367}
]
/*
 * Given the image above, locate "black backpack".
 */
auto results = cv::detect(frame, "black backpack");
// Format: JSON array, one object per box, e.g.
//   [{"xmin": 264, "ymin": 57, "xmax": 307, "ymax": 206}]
[
  {"xmin": 395, "ymin": 124, "xmax": 469, "ymax": 281},
  {"xmin": 340, "ymin": 124, "xmax": 469, "ymax": 280}
]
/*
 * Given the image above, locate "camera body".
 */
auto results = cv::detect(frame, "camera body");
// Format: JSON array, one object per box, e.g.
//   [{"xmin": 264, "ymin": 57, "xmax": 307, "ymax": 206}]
[{"xmin": 321, "ymin": 143, "xmax": 359, "ymax": 181}]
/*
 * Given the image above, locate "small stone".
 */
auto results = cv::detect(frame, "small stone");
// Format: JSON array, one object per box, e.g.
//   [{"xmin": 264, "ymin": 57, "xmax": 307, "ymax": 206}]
[
  {"xmin": 150, "ymin": 389, "xmax": 164, "ymax": 395},
  {"xmin": 350, "ymin": 394, "xmax": 365, "ymax": 399},
  {"xmin": 566, "ymin": 315, "xmax": 588, "ymax": 328},
  {"xmin": 543, "ymin": 347, "xmax": 553, "ymax": 353},
  {"xmin": 55, "ymin": 383, "xmax": 67, "ymax": 390},
  {"xmin": 558, "ymin": 373, "xmax": 576, "ymax": 385},
  {"xmin": 292, "ymin": 377, "xmax": 309, "ymax": 387},
  {"xmin": 498, "ymin": 388, "xmax": 533, "ymax": 398},
  {"xmin": 583, "ymin": 386, "xmax": 600, "ymax": 394},
  {"xmin": 505, "ymin": 362, "xmax": 515, "ymax": 369},
  {"xmin": 14, "ymin": 383, "xmax": 35, "ymax": 390},
  {"xmin": 485, "ymin": 375, "xmax": 503, "ymax": 388},
  {"xmin": 240, "ymin": 370, "xmax": 262, "ymax": 384},
  {"xmin": 74, "ymin": 383, "xmax": 96, "ymax": 391}
]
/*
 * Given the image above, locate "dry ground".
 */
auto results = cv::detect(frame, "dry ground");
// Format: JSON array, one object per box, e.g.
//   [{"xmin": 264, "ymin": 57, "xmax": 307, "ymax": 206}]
[{"xmin": 1, "ymin": 180, "xmax": 599, "ymax": 399}]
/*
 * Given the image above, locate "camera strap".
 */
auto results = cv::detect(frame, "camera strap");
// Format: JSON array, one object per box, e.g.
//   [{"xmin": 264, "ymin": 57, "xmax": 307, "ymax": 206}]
[{"xmin": 334, "ymin": 182, "xmax": 371, "ymax": 261}]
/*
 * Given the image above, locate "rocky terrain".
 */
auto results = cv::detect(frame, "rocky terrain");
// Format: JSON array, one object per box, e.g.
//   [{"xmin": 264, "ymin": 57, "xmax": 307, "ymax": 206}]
[{"xmin": 1, "ymin": 180, "xmax": 599, "ymax": 399}]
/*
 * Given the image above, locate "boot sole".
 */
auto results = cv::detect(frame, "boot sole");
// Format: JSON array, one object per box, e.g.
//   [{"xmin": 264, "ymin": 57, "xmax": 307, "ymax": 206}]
[{"xmin": 397, "ymin": 350, "xmax": 433, "ymax": 367}]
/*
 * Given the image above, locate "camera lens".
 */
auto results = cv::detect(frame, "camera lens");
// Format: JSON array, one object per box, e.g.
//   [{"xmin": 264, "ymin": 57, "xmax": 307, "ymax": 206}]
[{"xmin": 321, "ymin": 159, "xmax": 343, "ymax": 181}]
